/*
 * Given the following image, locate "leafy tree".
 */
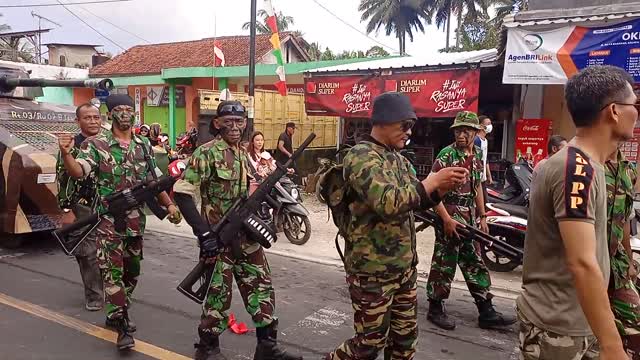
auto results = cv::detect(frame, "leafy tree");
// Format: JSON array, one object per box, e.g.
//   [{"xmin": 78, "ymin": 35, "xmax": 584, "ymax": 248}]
[
  {"xmin": 366, "ymin": 45, "xmax": 390, "ymax": 58},
  {"xmin": 242, "ymin": 9, "xmax": 295, "ymax": 34},
  {"xmin": 321, "ymin": 47, "xmax": 336, "ymax": 61},
  {"xmin": 423, "ymin": 0, "xmax": 490, "ymax": 51}
]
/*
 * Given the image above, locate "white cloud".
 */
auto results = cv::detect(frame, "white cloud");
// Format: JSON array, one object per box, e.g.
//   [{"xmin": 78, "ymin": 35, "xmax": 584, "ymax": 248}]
[{"xmin": 3, "ymin": 0, "xmax": 449, "ymax": 57}]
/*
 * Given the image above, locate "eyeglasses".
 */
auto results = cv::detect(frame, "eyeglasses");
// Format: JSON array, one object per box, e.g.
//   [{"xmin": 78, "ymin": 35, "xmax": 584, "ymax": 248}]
[
  {"xmin": 600, "ymin": 101, "xmax": 640, "ymax": 111},
  {"xmin": 218, "ymin": 104, "xmax": 246, "ymax": 117},
  {"xmin": 400, "ymin": 119, "xmax": 415, "ymax": 132},
  {"xmin": 221, "ymin": 117, "xmax": 247, "ymax": 128}
]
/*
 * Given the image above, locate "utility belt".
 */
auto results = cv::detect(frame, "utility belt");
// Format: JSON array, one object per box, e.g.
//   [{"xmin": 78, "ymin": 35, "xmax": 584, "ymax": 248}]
[{"xmin": 443, "ymin": 195, "xmax": 474, "ymax": 208}]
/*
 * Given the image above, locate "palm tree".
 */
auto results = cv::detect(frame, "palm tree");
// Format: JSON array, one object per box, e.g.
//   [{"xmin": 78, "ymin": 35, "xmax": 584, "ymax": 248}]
[
  {"xmin": 306, "ymin": 42, "xmax": 323, "ymax": 61},
  {"xmin": 359, "ymin": 0, "xmax": 431, "ymax": 55},
  {"xmin": 0, "ymin": 38, "xmax": 34, "ymax": 62},
  {"xmin": 489, "ymin": 0, "xmax": 528, "ymax": 26},
  {"xmin": 242, "ymin": 9, "xmax": 295, "ymax": 34},
  {"xmin": 424, "ymin": 0, "xmax": 490, "ymax": 51}
]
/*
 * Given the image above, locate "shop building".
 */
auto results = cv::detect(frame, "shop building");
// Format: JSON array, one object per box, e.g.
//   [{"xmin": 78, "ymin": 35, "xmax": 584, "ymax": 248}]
[
  {"xmin": 88, "ymin": 33, "xmax": 381, "ymax": 147},
  {"xmin": 502, "ymin": 1, "xmax": 640, "ymax": 162},
  {"xmin": 304, "ymin": 49, "xmax": 516, "ymax": 178}
]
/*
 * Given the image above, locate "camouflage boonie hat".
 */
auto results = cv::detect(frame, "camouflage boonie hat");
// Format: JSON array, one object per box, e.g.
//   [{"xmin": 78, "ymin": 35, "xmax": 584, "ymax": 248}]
[{"xmin": 450, "ymin": 111, "xmax": 483, "ymax": 130}]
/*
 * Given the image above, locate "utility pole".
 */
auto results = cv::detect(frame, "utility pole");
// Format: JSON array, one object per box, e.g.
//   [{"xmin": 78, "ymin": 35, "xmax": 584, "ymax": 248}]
[
  {"xmin": 247, "ymin": 0, "xmax": 257, "ymax": 140},
  {"xmin": 31, "ymin": 11, "xmax": 62, "ymax": 64}
]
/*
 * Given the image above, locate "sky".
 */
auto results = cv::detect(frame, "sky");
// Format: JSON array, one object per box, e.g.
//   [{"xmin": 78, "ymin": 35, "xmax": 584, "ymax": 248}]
[{"xmin": 1, "ymin": 0, "xmax": 453, "ymax": 59}]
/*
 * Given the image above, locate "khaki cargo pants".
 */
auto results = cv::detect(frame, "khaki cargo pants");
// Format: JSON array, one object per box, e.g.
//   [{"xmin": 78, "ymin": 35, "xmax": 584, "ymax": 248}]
[{"xmin": 518, "ymin": 308, "xmax": 598, "ymax": 360}]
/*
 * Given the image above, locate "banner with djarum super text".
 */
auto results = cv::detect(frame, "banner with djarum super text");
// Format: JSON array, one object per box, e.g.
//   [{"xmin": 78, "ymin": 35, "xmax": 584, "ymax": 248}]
[{"xmin": 503, "ymin": 18, "xmax": 640, "ymax": 84}]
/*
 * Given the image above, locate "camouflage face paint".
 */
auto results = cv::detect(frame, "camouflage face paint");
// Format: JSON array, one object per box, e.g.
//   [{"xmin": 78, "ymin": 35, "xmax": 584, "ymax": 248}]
[
  {"xmin": 219, "ymin": 115, "xmax": 246, "ymax": 146},
  {"xmin": 453, "ymin": 127, "xmax": 476, "ymax": 149},
  {"xmin": 110, "ymin": 107, "xmax": 135, "ymax": 131}
]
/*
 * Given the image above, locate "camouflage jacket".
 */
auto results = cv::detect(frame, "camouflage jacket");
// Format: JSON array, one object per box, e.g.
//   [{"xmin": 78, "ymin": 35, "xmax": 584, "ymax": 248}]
[
  {"xmin": 175, "ymin": 138, "xmax": 256, "ymax": 251},
  {"xmin": 605, "ymin": 149, "xmax": 638, "ymax": 290},
  {"xmin": 56, "ymin": 133, "xmax": 99, "ymax": 210},
  {"xmin": 76, "ymin": 131, "xmax": 161, "ymax": 236},
  {"xmin": 342, "ymin": 136, "xmax": 434, "ymax": 278},
  {"xmin": 431, "ymin": 143, "xmax": 483, "ymax": 223}
]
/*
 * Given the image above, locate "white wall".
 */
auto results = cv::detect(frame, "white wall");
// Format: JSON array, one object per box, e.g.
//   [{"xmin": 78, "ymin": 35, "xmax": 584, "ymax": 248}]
[{"xmin": 48, "ymin": 46, "xmax": 97, "ymax": 68}]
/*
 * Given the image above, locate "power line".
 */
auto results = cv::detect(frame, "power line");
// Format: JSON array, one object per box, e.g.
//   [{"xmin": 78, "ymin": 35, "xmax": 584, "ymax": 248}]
[
  {"xmin": 309, "ymin": 0, "xmax": 400, "ymax": 54},
  {"xmin": 55, "ymin": 0, "xmax": 126, "ymax": 51},
  {"xmin": 77, "ymin": 4, "xmax": 150, "ymax": 43},
  {"xmin": 0, "ymin": 0, "xmax": 132, "ymax": 8}
]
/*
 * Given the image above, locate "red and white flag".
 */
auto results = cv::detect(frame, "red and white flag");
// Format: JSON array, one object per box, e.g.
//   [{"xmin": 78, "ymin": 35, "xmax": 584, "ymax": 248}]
[{"xmin": 214, "ymin": 40, "xmax": 225, "ymax": 67}]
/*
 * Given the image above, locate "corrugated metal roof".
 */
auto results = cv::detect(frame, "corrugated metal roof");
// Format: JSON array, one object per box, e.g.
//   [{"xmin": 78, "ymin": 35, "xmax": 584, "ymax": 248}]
[
  {"xmin": 504, "ymin": 3, "xmax": 640, "ymax": 28},
  {"xmin": 504, "ymin": 12, "xmax": 640, "ymax": 27},
  {"xmin": 306, "ymin": 49, "xmax": 498, "ymax": 73}
]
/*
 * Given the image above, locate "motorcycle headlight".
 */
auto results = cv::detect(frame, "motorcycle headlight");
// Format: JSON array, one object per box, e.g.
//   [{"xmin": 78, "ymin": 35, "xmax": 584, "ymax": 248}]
[{"xmin": 291, "ymin": 188, "xmax": 299, "ymax": 199}]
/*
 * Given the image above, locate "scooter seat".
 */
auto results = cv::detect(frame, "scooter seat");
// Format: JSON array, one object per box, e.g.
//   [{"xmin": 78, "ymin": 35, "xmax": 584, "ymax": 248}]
[{"xmin": 491, "ymin": 203, "xmax": 529, "ymax": 220}]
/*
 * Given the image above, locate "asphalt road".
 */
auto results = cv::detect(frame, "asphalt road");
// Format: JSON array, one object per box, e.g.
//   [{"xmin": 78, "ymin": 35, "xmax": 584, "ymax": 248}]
[{"xmin": 0, "ymin": 231, "xmax": 519, "ymax": 360}]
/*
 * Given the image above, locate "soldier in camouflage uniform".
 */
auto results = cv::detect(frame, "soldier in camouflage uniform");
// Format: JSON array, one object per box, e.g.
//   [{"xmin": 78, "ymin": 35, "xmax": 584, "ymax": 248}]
[
  {"xmin": 173, "ymin": 100, "xmax": 302, "ymax": 360},
  {"xmin": 326, "ymin": 92, "xmax": 468, "ymax": 360},
  {"xmin": 426, "ymin": 111, "xmax": 516, "ymax": 331},
  {"xmin": 56, "ymin": 103, "xmax": 104, "ymax": 312},
  {"xmin": 605, "ymin": 148, "xmax": 640, "ymax": 357},
  {"xmin": 58, "ymin": 94, "xmax": 179, "ymax": 350}
]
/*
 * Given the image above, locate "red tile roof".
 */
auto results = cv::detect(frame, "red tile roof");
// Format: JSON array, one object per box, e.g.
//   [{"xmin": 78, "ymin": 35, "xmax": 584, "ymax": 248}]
[{"xmin": 90, "ymin": 32, "xmax": 299, "ymax": 76}]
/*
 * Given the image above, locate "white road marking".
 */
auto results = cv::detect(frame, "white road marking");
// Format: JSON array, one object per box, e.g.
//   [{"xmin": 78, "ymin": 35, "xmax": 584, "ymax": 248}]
[{"xmin": 297, "ymin": 307, "xmax": 349, "ymax": 333}]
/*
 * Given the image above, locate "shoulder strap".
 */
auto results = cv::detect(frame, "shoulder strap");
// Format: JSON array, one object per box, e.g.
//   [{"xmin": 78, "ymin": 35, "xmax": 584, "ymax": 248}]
[{"xmin": 138, "ymin": 136, "xmax": 158, "ymax": 180}]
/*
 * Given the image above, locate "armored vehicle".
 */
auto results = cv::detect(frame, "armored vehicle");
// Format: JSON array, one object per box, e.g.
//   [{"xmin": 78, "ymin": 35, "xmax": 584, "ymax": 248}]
[{"xmin": 0, "ymin": 63, "xmax": 112, "ymax": 247}]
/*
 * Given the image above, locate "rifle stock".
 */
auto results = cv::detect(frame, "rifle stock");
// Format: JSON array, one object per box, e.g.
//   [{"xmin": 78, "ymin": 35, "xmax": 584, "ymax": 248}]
[
  {"xmin": 177, "ymin": 260, "xmax": 215, "ymax": 304},
  {"xmin": 176, "ymin": 133, "xmax": 317, "ymax": 303},
  {"xmin": 53, "ymin": 174, "xmax": 179, "ymax": 256},
  {"xmin": 414, "ymin": 210, "xmax": 523, "ymax": 262}
]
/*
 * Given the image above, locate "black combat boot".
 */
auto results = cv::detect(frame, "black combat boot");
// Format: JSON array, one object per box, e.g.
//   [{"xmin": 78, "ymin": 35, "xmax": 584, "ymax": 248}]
[
  {"xmin": 254, "ymin": 320, "xmax": 303, "ymax": 360},
  {"xmin": 194, "ymin": 329, "xmax": 228, "ymax": 360},
  {"xmin": 110, "ymin": 317, "xmax": 135, "ymax": 350},
  {"xmin": 476, "ymin": 295, "xmax": 517, "ymax": 330},
  {"xmin": 427, "ymin": 299, "xmax": 456, "ymax": 330},
  {"xmin": 106, "ymin": 310, "xmax": 136, "ymax": 333}
]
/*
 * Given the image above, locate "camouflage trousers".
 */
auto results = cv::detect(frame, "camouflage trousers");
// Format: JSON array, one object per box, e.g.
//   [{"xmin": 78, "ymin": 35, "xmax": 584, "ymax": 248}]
[
  {"xmin": 96, "ymin": 222, "xmax": 142, "ymax": 320},
  {"xmin": 200, "ymin": 243, "xmax": 276, "ymax": 335},
  {"xmin": 328, "ymin": 267, "xmax": 418, "ymax": 360},
  {"xmin": 518, "ymin": 307, "xmax": 598, "ymax": 360},
  {"xmin": 426, "ymin": 214, "xmax": 491, "ymax": 302},
  {"xmin": 610, "ymin": 272, "xmax": 640, "ymax": 358}
]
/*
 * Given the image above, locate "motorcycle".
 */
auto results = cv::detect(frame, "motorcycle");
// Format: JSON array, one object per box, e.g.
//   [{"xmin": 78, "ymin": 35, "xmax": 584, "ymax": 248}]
[
  {"xmin": 175, "ymin": 128, "xmax": 198, "ymax": 158},
  {"xmin": 486, "ymin": 159, "xmax": 532, "ymax": 206},
  {"xmin": 269, "ymin": 176, "xmax": 312, "ymax": 245},
  {"xmin": 481, "ymin": 202, "xmax": 527, "ymax": 272}
]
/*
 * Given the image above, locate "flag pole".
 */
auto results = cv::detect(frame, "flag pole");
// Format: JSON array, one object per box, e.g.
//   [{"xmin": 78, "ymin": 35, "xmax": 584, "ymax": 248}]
[
  {"xmin": 212, "ymin": 10, "xmax": 217, "ymax": 92},
  {"xmin": 247, "ymin": 0, "xmax": 257, "ymax": 140}
]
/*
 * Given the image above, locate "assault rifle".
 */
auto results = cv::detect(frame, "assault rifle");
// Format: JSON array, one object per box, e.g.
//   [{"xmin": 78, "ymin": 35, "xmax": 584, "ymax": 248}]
[
  {"xmin": 52, "ymin": 173, "xmax": 181, "ymax": 255},
  {"xmin": 414, "ymin": 210, "xmax": 523, "ymax": 262},
  {"xmin": 177, "ymin": 133, "xmax": 317, "ymax": 304}
]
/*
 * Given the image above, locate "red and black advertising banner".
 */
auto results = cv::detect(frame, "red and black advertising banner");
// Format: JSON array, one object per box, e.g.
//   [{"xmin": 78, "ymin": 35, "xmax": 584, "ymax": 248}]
[
  {"xmin": 304, "ymin": 69, "xmax": 480, "ymax": 118},
  {"xmin": 514, "ymin": 119, "xmax": 552, "ymax": 167}
]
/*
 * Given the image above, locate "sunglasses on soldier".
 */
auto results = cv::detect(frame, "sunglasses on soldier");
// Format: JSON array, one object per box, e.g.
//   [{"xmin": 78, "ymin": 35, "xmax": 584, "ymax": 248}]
[
  {"xmin": 400, "ymin": 119, "xmax": 415, "ymax": 132},
  {"xmin": 218, "ymin": 104, "xmax": 246, "ymax": 117}
]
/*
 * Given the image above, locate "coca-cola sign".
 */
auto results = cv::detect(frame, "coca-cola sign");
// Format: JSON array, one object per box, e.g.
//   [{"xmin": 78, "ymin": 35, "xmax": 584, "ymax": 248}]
[
  {"xmin": 522, "ymin": 125, "xmax": 541, "ymax": 131},
  {"xmin": 515, "ymin": 119, "xmax": 552, "ymax": 167}
]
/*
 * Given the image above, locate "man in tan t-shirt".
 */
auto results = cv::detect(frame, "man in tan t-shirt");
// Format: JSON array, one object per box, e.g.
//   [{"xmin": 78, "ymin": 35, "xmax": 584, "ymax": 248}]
[{"xmin": 518, "ymin": 65, "xmax": 638, "ymax": 360}]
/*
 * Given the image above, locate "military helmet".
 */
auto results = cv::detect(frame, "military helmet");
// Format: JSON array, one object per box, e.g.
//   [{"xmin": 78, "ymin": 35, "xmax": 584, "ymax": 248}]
[{"xmin": 450, "ymin": 111, "xmax": 483, "ymax": 130}]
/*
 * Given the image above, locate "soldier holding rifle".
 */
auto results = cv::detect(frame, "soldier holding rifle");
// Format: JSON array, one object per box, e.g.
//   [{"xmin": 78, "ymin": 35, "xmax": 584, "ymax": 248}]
[
  {"xmin": 58, "ymin": 94, "xmax": 180, "ymax": 351},
  {"xmin": 325, "ymin": 92, "xmax": 468, "ymax": 360},
  {"xmin": 425, "ymin": 111, "xmax": 515, "ymax": 331},
  {"xmin": 56, "ymin": 103, "xmax": 104, "ymax": 312},
  {"xmin": 173, "ymin": 100, "xmax": 302, "ymax": 360}
]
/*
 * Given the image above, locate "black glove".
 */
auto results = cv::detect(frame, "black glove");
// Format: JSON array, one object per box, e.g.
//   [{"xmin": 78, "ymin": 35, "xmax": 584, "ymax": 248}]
[{"xmin": 197, "ymin": 230, "xmax": 220, "ymax": 260}]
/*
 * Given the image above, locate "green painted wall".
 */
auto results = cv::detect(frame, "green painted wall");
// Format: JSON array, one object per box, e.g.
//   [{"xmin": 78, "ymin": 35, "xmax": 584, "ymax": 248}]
[
  {"xmin": 143, "ymin": 103, "xmax": 186, "ymax": 136},
  {"xmin": 36, "ymin": 87, "xmax": 74, "ymax": 105}
]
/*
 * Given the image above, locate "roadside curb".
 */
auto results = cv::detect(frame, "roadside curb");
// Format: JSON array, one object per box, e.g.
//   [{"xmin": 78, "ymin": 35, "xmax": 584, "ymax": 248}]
[{"xmin": 148, "ymin": 228, "xmax": 519, "ymax": 301}]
